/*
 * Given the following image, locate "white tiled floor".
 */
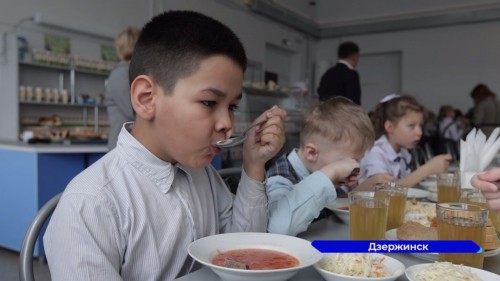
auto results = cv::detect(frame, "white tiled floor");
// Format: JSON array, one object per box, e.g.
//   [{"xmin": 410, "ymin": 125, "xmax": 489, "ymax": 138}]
[{"xmin": 0, "ymin": 247, "xmax": 51, "ymax": 281}]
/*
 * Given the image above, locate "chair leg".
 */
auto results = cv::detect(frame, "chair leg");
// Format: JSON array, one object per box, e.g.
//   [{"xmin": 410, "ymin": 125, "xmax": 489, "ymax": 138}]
[{"xmin": 36, "ymin": 255, "xmax": 46, "ymax": 264}]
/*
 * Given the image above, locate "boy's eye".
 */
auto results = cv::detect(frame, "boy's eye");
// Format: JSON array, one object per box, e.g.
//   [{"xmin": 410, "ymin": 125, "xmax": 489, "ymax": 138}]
[
  {"xmin": 229, "ymin": 104, "xmax": 239, "ymax": 112},
  {"xmin": 202, "ymin": 101, "xmax": 216, "ymax": 108}
]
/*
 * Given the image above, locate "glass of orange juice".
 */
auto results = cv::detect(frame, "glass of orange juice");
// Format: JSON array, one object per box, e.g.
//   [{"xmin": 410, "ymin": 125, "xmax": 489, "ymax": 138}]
[
  {"xmin": 348, "ymin": 191, "xmax": 389, "ymax": 240},
  {"xmin": 459, "ymin": 170, "xmax": 500, "ymax": 239},
  {"xmin": 437, "ymin": 202, "xmax": 488, "ymax": 269},
  {"xmin": 437, "ymin": 172, "xmax": 459, "ymax": 203},
  {"xmin": 375, "ymin": 183, "xmax": 409, "ymax": 230}
]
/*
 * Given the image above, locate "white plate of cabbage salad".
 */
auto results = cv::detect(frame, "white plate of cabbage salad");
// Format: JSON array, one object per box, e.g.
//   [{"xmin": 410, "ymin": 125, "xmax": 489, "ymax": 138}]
[
  {"xmin": 405, "ymin": 262, "xmax": 500, "ymax": 281},
  {"xmin": 314, "ymin": 253, "xmax": 405, "ymax": 281}
]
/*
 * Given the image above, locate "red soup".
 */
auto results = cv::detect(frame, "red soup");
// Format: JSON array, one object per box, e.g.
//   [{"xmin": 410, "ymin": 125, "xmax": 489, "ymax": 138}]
[{"xmin": 212, "ymin": 248, "xmax": 299, "ymax": 270}]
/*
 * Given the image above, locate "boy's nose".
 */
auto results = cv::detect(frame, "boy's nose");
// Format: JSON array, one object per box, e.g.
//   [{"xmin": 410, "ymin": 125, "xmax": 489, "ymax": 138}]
[{"xmin": 215, "ymin": 121, "xmax": 232, "ymax": 136}]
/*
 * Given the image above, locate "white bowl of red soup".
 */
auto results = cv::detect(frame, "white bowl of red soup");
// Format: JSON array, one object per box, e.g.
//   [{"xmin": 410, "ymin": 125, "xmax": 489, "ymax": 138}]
[
  {"xmin": 188, "ymin": 232, "xmax": 322, "ymax": 281},
  {"xmin": 325, "ymin": 198, "xmax": 350, "ymax": 224}
]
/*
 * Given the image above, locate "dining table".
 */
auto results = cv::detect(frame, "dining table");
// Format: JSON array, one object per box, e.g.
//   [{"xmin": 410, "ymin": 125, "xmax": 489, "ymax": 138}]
[{"xmin": 176, "ymin": 209, "xmax": 500, "ymax": 281}]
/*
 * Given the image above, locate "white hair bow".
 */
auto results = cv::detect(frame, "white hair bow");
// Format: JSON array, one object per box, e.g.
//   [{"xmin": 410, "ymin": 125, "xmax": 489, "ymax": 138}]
[{"xmin": 379, "ymin": 93, "xmax": 400, "ymax": 103}]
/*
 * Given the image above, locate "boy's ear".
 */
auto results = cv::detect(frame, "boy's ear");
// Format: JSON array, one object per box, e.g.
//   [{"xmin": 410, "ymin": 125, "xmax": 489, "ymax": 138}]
[
  {"xmin": 304, "ymin": 143, "xmax": 319, "ymax": 163},
  {"xmin": 130, "ymin": 75, "xmax": 156, "ymax": 120},
  {"xmin": 384, "ymin": 120, "xmax": 394, "ymax": 133}
]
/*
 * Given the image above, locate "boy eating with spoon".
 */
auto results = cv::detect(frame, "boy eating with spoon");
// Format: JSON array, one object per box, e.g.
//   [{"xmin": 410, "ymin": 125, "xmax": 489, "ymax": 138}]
[{"xmin": 43, "ymin": 10, "xmax": 286, "ymax": 281}]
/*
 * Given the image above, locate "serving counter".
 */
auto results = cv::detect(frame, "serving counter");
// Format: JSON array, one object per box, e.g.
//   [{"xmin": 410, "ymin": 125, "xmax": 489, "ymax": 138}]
[{"xmin": 0, "ymin": 141, "xmax": 108, "ymax": 256}]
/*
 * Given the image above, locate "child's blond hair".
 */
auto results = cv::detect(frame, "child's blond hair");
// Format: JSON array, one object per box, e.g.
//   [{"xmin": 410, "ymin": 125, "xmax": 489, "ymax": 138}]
[
  {"xmin": 300, "ymin": 97, "xmax": 375, "ymax": 154},
  {"xmin": 115, "ymin": 26, "xmax": 141, "ymax": 61}
]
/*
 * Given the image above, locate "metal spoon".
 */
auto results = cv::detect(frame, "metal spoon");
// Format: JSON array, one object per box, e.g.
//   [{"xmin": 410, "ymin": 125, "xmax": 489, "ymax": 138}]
[{"xmin": 214, "ymin": 120, "xmax": 267, "ymax": 148}]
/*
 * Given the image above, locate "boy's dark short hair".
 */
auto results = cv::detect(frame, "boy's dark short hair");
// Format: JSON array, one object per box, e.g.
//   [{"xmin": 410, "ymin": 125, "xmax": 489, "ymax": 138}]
[
  {"xmin": 337, "ymin": 41, "xmax": 359, "ymax": 59},
  {"xmin": 129, "ymin": 10, "xmax": 247, "ymax": 93}
]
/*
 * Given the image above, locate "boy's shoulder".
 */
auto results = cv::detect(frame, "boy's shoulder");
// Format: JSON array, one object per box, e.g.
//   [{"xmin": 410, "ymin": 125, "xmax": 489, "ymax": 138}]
[
  {"xmin": 266, "ymin": 153, "xmax": 300, "ymax": 184},
  {"xmin": 64, "ymin": 150, "xmax": 126, "ymax": 196}
]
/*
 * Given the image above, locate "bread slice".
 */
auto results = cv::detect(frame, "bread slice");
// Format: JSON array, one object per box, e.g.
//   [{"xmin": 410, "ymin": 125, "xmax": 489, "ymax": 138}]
[
  {"xmin": 485, "ymin": 227, "xmax": 499, "ymax": 250},
  {"xmin": 397, "ymin": 221, "xmax": 438, "ymax": 240}
]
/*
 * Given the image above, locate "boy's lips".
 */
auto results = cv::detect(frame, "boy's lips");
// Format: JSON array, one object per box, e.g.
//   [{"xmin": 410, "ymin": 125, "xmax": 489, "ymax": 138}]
[{"xmin": 211, "ymin": 146, "xmax": 221, "ymax": 154}]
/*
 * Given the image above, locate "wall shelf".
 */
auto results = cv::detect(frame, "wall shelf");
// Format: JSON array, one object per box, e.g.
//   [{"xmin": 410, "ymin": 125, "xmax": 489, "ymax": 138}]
[
  {"xmin": 0, "ymin": 34, "xmax": 111, "ymax": 142},
  {"xmin": 243, "ymin": 87, "xmax": 289, "ymax": 97},
  {"xmin": 20, "ymin": 101, "xmax": 106, "ymax": 108}
]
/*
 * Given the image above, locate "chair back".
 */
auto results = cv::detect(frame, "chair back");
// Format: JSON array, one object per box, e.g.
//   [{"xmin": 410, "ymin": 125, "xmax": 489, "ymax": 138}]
[
  {"xmin": 410, "ymin": 145, "xmax": 430, "ymax": 169},
  {"xmin": 443, "ymin": 139, "xmax": 460, "ymax": 162},
  {"xmin": 19, "ymin": 193, "xmax": 62, "ymax": 281},
  {"xmin": 218, "ymin": 167, "xmax": 242, "ymax": 194}
]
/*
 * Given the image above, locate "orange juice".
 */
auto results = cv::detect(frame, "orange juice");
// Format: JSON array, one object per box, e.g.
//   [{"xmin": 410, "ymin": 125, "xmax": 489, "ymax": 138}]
[
  {"xmin": 437, "ymin": 173, "xmax": 459, "ymax": 203},
  {"xmin": 375, "ymin": 184, "xmax": 408, "ymax": 230},
  {"xmin": 437, "ymin": 203, "xmax": 488, "ymax": 269},
  {"xmin": 350, "ymin": 199, "xmax": 388, "ymax": 240},
  {"xmin": 460, "ymin": 199, "xmax": 500, "ymax": 236},
  {"xmin": 385, "ymin": 193, "xmax": 407, "ymax": 230},
  {"xmin": 438, "ymin": 184, "xmax": 460, "ymax": 203},
  {"xmin": 438, "ymin": 217, "xmax": 486, "ymax": 268}
]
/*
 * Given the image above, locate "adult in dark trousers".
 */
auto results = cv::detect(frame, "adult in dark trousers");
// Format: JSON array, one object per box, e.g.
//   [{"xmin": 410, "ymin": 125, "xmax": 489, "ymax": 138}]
[{"xmin": 317, "ymin": 41, "xmax": 361, "ymax": 105}]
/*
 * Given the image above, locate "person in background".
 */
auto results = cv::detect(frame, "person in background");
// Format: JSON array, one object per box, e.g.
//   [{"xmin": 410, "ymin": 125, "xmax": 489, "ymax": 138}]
[
  {"xmin": 317, "ymin": 41, "xmax": 361, "ymax": 105},
  {"xmin": 436, "ymin": 105, "xmax": 463, "ymax": 160},
  {"xmin": 470, "ymin": 83, "xmax": 500, "ymax": 136},
  {"xmin": 43, "ymin": 11, "xmax": 286, "ymax": 281},
  {"xmin": 455, "ymin": 108, "xmax": 472, "ymax": 138},
  {"xmin": 471, "ymin": 168, "xmax": 500, "ymax": 213},
  {"xmin": 423, "ymin": 109, "xmax": 438, "ymax": 138},
  {"xmin": 420, "ymin": 109, "xmax": 439, "ymax": 154},
  {"xmin": 438, "ymin": 105, "xmax": 463, "ymax": 142},
  {"xmin": 105, "ymin": 26, "xmax": 140, "ymax": 149},
  {"xmin": 359, "ymin": 94, "xmax": 452, "ymax": 188},
  {"xmin": 266, "ymin": 97, "xmax": 388, "ymax": 236}
]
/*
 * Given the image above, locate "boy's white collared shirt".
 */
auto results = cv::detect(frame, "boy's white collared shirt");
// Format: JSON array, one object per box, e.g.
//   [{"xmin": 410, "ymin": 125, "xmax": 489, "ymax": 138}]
[{"xmin": 44, "ymin": 122, "xmax": 268, "ymax": 281}]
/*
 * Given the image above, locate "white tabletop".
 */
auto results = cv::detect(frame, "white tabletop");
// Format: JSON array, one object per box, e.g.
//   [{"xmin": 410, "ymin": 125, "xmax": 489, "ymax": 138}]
[{"xmin": 176, "ymin": 214, "xmax": 500, "ymax": 281}]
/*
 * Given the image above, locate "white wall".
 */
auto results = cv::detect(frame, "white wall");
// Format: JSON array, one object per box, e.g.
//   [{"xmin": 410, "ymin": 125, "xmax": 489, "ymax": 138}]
[
  {"xmin": 0, "ymin": 0, "xmax": 315, "ymax": 86},
  {"xmin": 316, "ymin": 20, "xmax": 500, "ymax": 114},
  {"xmin": 0, "ymin": 0, "xmax": 150, "ymax": 57},
  {"xmin": 275, "ymin": 0, "xmax": 500, "ymax": 26},
  {"xmin": 4, "ymin": 0, "xmax": 500, "ymax": 115},
  {"xmin": 161, "ymin": 0, "xmax": 315, "ymax": 86}
]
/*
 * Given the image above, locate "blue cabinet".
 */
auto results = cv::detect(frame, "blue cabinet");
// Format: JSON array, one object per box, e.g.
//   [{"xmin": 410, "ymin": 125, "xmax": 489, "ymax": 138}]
[
  {"xmin": 0, "ymin": 143, "xmax": 106, "ymax": 256},
  {"xmin": 0, "ymin": 142, "xmax": 224, "ymax": 257}
]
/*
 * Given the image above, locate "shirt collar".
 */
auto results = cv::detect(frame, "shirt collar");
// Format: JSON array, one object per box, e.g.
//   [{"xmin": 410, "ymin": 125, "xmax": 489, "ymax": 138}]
[
  {"xmin": 116, "ymin": 122, "xmax": 176, "ymax": 193},
  {"xmin": 287, "ymin": 149, "xmax": 310, "ymax": 179},
  {"xmin": 338, "ymin": 59, "xmax": 354, "ymax": 70},
  {"xmin": 376, "ymin": 135, "xmax": 411, "ymax": 164}
]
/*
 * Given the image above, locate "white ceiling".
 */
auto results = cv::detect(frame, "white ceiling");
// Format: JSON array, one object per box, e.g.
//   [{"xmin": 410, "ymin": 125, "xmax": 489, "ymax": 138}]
[
  {"xmin": 252, "ymin": 0, "xmax": 500, "ymax": 37},
  {"xmin": 274, "ymin": 0, "xmax": 500, "ymax": 25}
]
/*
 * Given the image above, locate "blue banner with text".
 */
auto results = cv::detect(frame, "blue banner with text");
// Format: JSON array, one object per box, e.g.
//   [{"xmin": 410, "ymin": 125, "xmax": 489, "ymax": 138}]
[{"xmin": 311, "ymin": 240, "xmax": 482, "ymax": 253}]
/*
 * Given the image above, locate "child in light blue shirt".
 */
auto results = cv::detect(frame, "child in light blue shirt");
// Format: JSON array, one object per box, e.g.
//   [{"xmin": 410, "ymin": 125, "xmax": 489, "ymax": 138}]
[{"xmin": 266, "ymin": 97, "xmax": 377, "ymax": 236}]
